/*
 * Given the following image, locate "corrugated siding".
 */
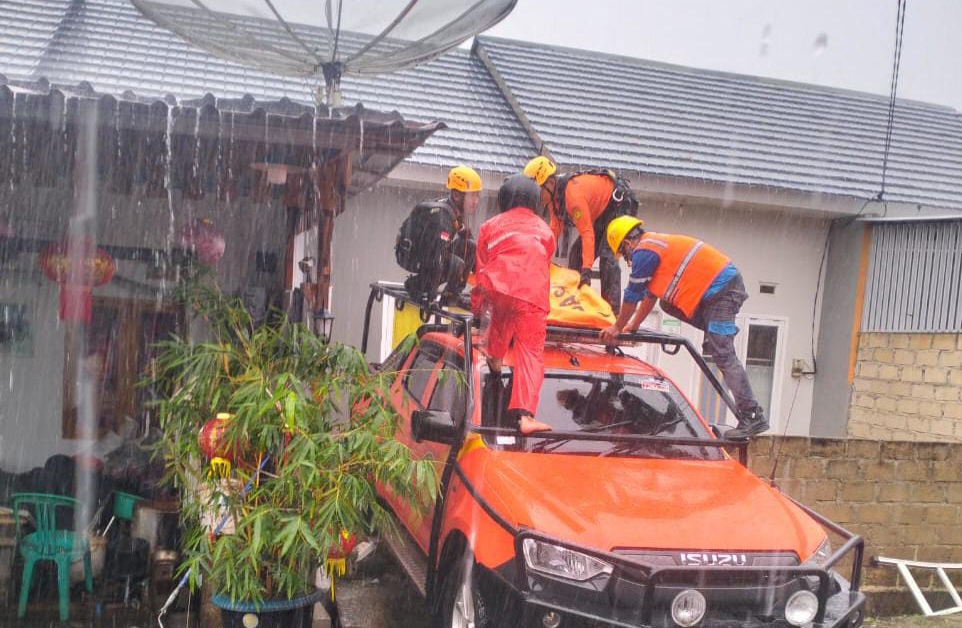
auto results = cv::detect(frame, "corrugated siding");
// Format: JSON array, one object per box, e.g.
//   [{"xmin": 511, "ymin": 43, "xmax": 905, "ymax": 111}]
[{"xmin": 863, "ymin": 221, "xmax": 962, "ymax": 332}]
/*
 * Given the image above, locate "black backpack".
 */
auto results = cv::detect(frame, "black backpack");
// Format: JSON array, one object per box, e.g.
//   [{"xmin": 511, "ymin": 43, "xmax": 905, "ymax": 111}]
[
  {"xmin": 394, "ymin": 199, "xmax": 456, "ymax": 274},
  {"xmin": 553, "ymin": 168, "xmax": 639, "ymax": 222}
]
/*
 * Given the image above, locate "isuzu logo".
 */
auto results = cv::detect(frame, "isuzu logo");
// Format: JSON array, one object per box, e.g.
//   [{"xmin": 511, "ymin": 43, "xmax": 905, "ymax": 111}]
[{"xmin": 679, "ymin": 552, "xmax": 749, "ymax": 566}]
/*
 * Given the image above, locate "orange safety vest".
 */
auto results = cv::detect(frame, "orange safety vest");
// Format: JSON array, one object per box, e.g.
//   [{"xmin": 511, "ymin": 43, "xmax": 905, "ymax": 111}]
[{"xmin": 635, "ymin": 232, "xmax": 731, "ymax": 319}]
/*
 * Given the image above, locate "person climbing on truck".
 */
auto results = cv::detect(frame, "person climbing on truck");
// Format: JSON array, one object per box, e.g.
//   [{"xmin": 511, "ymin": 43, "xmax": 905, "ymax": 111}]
[
  {"xmin": 394, "ymin": 165, "xmax": 482, "ymax": 302},
  {"xmin": 601, "ymin": 215, "xmax": 769, "ymax": 439},
  {"xmin": 472, "ymin": 174, "xmax": 556, "ymax": 434},
  {"xmin": 523, "ymin": 155, "xmax": 638, "ymax": 311}
]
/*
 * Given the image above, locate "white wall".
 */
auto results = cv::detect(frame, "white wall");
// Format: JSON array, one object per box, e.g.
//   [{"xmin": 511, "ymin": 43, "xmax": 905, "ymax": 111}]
[
  {"xmin": 329, "ymin": 183, "xmax": 497, "ymax": 357},
  {"xmin": 331, "ymin": 177, "xmax": 830, "ymax": 436},
  {"xmin": 626, "ymin": 196, "xmax": 829, "ymax": 436},
  {"xmin": 0, "ymin": 185, "xmax": 287, "ymax": 473},
  {"xmin": 0, "ymin": 281, "xmax": 72, "ymax": 471}
]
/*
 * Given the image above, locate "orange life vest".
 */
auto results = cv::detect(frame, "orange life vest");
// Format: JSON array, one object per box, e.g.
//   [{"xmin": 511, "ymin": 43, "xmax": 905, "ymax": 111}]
[{"xmin": 635, "ymin": 232, "xmax": 731, "ymax": 318}]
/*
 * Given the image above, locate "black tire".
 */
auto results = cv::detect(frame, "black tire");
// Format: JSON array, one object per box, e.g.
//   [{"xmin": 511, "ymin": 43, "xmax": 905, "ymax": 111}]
[{"xmin": 435, "ymin": 547, "xmax": 491, "ymax": 628}]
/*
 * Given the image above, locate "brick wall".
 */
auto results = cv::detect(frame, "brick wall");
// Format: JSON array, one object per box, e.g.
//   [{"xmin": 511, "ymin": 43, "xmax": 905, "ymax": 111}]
[
  {"xmin": 849, "ymin": 333, "xmax": 962, "ymax": 440},
  {"xmin": 748, "ymin": 436, "xmax": 962, "ymax": 616}
]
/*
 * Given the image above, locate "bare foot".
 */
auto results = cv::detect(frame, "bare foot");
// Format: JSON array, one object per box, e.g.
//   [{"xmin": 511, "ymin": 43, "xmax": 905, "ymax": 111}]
[{"xmin": 519, "ymin": 415, "xmax": 552, "ymax": 434}]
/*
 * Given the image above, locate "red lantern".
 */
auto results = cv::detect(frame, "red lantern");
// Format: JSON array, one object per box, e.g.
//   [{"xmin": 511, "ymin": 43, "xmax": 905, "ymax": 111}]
[
  {"xmin": 198, "ymin": 412, "xmax": 234, "ymax": 461},
  {"xmin": 179, "ymin": 218, "xmax": 225, "ymax": 266},
  {"xmin": 39, "ymin": 238, "xmax": 115, "ymax": 323},
  {"xmin": 328, "ymin": 530, "xmax": 358, "ymax": 560}
]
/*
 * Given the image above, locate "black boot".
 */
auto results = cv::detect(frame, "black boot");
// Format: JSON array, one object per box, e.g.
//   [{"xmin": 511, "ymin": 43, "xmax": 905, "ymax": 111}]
[{"xmin": 725, "ymin": 407, "xmax": 769, "ymax": 440}]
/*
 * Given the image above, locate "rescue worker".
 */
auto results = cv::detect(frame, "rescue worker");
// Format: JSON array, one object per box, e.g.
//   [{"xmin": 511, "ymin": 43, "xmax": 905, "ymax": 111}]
[
  {"xmin": 394, "ymin": 165, "xmax": 481, "ymax": 302},
  {"xmin": 600, "ymin": 216, "xmax": 769, "ymax": 439},
  {"xmin": 473, "ymin": 174, "xmax": 556, "ymax": 434},
  {"xmin": 523, "ymin": 156, "xmax": 636, "ymax": 311}
]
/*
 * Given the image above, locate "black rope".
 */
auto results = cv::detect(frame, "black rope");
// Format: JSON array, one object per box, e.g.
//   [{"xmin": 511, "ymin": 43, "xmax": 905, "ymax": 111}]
[{"xmin": 879, "ymin": 0, "xmax": 908, "ymax": 198}]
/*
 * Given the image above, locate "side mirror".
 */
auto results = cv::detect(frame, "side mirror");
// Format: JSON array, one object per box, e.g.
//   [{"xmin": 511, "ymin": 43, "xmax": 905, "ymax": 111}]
[{"xmin": 411, "ymin": 409, "xmax": 457, "ymax": 444}]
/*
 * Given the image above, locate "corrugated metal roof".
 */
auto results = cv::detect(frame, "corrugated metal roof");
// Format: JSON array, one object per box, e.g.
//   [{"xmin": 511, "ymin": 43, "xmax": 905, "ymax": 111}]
[
  {"xmin": 0, "ymin": 0, "xmax": 534, "ymax": 173},
  {"xmin": 0, "ymin": 80, "xmax": 446, "ymax": 198},
  {"xmin": 476, "ymin": 36, "xmax": 962, "ymax": 211}
]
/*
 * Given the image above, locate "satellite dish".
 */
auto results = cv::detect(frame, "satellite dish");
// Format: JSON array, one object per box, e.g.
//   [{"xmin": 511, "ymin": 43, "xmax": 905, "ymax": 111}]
[{"xmin": 131, "ymin": 0, "xmax": 517, "ymax": 103}]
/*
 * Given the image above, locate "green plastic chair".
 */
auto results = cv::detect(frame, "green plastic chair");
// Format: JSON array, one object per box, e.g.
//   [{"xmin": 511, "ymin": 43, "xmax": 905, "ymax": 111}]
[{"xmin": 12, "ymin": 493, "xmax": 93, "ymax": 621}]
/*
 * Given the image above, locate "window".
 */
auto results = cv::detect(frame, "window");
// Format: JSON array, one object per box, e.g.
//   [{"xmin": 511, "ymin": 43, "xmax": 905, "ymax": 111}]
[
  {"xmin": 482, "ymin": 368, "xmax": 720, "ymax": 459},
  {"xmin": 403, "ymin": 343, "xmax": 443, "ymax": 406},
  {"xmin": 377, "ymin": 334, "xmax": 415, "ymax": 375},
  {"xmin": 745, "ymin": 324, "xmax": 779, "ymax": 420},
  {"xmin": 427, "ymin": 357, "xmax": 466, "ymax": 426}
]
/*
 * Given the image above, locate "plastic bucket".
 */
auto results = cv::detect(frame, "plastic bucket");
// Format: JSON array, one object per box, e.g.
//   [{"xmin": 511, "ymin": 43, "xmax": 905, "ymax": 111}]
[
  {"xmin": 70, "ymin": 534, "xmax": 106, "ymax": 583},
  {"xmin": 113, "ymin": 491, "xmax": 144, "ymax": 521},
  {"xmin": 212, "ymin": 590, "xmax": 321, "ymax": 628}
]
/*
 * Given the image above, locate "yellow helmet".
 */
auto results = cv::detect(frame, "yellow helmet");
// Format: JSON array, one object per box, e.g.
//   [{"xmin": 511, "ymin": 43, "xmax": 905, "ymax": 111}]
[
  {"xmin": 447, "ymin": 166, "xmax": 483, "ymax": 193},
  {"xmin": 607, "ymin": 216, "xmax": 645, "ymax": 255},
  {"xmin": 523, "ymin": 156, "xmax": 557, "ymax": 186}
]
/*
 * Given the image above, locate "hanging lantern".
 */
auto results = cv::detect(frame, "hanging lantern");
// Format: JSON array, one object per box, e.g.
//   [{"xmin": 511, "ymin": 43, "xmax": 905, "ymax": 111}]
[
  {"xmin": 324, "ymin": 529, "xmax": 359, "ymax": 598},
  {"xmin": 198, "ymin": 412, "xmax": 234, "ymax": 461},
  {"xmin": 179, "ymin": 218, "xmax": 225, "ymax": 266},
  {"xmin": 39, "ymin": 238, "xmax": 116, "ymax": 323}
]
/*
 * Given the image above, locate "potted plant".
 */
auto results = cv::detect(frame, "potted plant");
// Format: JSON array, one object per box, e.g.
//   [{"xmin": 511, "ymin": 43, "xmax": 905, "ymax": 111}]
[{"xmin": 150, "ymin": 283, "xmax": 436, "ymax": 628}]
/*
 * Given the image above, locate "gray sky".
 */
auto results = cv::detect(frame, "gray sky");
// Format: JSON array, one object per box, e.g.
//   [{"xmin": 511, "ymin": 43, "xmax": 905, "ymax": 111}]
[{"xmin": 483, "ymin": 0, "xmax": 962, "ymax": 112}]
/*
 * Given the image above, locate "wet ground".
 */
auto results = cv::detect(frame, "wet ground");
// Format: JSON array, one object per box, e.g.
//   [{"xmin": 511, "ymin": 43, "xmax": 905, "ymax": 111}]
[{"xmin": 2, "ymin": 548, "xmax": 957, "ymax": 628}]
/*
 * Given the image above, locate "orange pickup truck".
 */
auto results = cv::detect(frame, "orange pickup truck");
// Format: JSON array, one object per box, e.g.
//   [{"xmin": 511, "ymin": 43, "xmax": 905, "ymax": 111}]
[{"xmin": 362, "ymin": 282, "xmax": 865, "ymax": 628}]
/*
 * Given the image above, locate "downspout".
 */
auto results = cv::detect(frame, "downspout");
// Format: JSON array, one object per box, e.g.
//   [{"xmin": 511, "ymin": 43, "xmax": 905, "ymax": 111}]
[{"xmin": 471, "ymin": 38, "xmax": 555, "ymax": 160}]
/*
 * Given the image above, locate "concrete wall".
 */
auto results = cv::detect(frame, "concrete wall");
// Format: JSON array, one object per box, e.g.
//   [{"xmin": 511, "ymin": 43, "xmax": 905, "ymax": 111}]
[
  {"xmin": 749, "ymin": 436, "xmax": 962, "ymax": 616},
  {"xmin": 812, "ymin": 220, "xmax": 867, "ymax": 437},
  {"xmin": 849, "ymin": 333, "xmax": 962, "ymax": 441},
  {"xmin": 331, "ymin": 173, "xmax": 833, "ymax": 435}
]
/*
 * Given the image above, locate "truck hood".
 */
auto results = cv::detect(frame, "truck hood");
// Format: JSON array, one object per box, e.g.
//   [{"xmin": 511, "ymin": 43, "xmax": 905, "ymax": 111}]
[{"xmin": 461, "ymin": 450, "xmax": 825, "ymax": 559}]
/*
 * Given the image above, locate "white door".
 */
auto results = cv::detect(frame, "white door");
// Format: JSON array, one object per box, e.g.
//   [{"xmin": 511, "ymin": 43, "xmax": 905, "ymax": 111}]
[{"xmin": 695, "ymin": 316, "xmax": 787, "ymax": 433}]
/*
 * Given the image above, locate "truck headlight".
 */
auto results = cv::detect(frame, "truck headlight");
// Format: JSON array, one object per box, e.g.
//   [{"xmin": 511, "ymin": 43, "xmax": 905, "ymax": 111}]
[
  {"xmin": 522, "ymin": 538, "xmax": 613, "ymax": 582},
  {"xmin": 803, "ymin": 538, "xmax": 832, "ymax": 566},
  {"xmin": 785, "ymin": 590, "xmax": 819, "ymax": 626}
]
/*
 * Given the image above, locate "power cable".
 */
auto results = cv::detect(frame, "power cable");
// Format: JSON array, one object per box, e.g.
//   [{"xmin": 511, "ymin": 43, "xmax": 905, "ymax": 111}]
[
  {"xmin": 769, "ymin": 377, "xmax": 802, "ymax": 485},
  {"xmin": 879, "ymin": 0, "xmax": 908, "ymax": 199},
  {"xmin": 809, "ymin": 0, "xmax": 907, "ymax": 369},
  {"xmin": 776, "ymin": 0, "xmax": 908, "ymax": 484}
]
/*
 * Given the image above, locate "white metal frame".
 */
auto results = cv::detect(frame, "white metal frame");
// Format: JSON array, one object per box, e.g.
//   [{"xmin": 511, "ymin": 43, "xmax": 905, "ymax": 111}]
[
  {"xmin": 876, "ymin": 557, "xmax": 962, "ymax": 616},
  {"xmin": 379, "ymin": 295, "xmax": 398, "ymax": 362}
]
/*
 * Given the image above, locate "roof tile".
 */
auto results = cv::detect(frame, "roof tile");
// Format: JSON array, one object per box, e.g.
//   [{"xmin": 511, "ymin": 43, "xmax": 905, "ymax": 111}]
[
  {"xmin": 0, "ymin": 0, "xmax": 535, "ymax": 173},
  {"xmin": 477, "ymin": 36, "xmax": 962, "ymax": 210}
]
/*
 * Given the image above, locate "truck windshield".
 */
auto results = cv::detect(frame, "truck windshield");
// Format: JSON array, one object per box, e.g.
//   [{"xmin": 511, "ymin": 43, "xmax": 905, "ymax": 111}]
[{"xmin": 481, "ymin": 369, "xmax": 724, "ymax": 460}]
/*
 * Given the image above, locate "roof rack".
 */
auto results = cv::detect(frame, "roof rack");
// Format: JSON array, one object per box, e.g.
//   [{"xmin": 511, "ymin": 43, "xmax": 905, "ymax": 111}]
[{"xmin": 361, "ymin": 281, "xmax": 739, "ymax": 420}]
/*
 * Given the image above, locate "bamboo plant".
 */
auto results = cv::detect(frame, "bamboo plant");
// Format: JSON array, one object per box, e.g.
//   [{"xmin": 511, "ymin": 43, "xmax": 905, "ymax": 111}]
[{"xmin": 149, "ymin": 282, "xmax": 436, "ymax": 604}]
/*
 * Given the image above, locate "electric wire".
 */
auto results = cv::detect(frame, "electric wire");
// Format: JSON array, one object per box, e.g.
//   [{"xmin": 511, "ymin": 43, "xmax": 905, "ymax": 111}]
[
  {"xmin": 769, "ymin": 377, "xmax": 802, "ymax": 485},
  {"xmin": 879, "ymin": 0, "xmax": 908, "ymax": 199},
  {"xmin": 810, "ymin": 0, "xmax": 908, "ymax": 369},
  {"xmin": 784, "ymin": 0, "xmax": 908, "ymax": 486}
]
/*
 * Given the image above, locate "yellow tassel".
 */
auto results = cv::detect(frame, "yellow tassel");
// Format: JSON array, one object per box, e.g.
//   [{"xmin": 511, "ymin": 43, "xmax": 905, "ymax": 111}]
[{"xmin": 324, "ymin": 558, "xmax": 346, "ymax": 600}]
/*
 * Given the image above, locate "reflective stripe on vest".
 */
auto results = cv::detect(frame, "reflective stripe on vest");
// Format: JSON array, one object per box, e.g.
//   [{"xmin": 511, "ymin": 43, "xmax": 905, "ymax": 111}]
[
  {"xmin": 635, "ymin": 233, "xmax": 731, "ymax": 319},
  {"xmin": 665, "ymin": 241, "xmax": 704, "ymax": 303}
]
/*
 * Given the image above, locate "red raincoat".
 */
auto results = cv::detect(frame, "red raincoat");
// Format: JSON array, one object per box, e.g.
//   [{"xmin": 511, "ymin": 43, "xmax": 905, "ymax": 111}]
[{"xmin": 473, "ymin": 207, "xmax": 556, "ymax": 415}]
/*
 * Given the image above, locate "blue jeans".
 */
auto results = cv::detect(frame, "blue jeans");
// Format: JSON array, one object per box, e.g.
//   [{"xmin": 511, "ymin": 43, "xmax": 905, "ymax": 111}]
[{"xmin": 660, "ymin": 273, "xmax": 760, "ymax": 414}]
